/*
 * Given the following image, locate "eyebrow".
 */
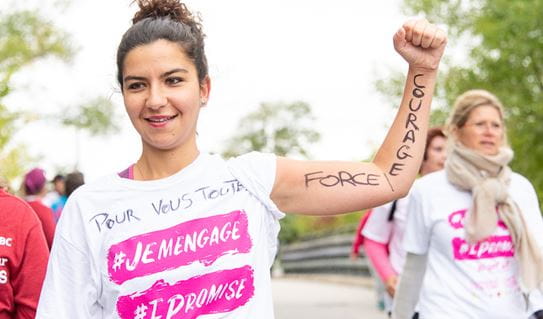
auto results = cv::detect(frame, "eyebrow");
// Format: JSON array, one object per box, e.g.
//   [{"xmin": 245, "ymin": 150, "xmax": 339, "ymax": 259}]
[{"xmin": 123, "ymin": 68, "xmax": 189, "ymax": 83}]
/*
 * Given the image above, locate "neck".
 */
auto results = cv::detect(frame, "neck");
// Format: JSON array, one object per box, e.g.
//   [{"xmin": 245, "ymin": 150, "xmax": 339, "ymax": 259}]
[{"xmin": 135, "ymin": 140, "xmax": 200, "ymax": 181}]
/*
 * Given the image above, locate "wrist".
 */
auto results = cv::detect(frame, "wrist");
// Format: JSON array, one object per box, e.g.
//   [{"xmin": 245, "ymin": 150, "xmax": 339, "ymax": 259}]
[{"xmin": 408, "ymin": 65, "xmax": 439, "ymax": 75}]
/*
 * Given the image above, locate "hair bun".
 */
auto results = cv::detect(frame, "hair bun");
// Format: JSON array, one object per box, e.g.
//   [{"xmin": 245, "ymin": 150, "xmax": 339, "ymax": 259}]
[{"xmin": 132, "ymin": 0, "xmax": 194, "ymax": 25}]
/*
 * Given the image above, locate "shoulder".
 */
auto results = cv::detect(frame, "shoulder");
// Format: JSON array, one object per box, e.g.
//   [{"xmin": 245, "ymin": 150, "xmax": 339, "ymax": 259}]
[
  {"xmin": 509, "ymin": 171, "xmax": 535, "ymax": 190},
  {"xmin": 227, "ymin": 151, "xmax": 276, "ymax": 167},
  {"xmin": 411, "ymin": 170, "xmax": 450, "ymax": 194},
  {"xmin": 509, "ymin": 171, "xmax": 538, "ymax": 202},
  {"xmin": 0, "ymin": 192, "xmax": 40, "ymax": 226}
]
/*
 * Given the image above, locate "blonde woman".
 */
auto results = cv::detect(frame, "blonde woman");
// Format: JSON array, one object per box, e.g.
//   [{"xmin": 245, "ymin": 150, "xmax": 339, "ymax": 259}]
[{"xmin": 394, "ymin": 90, "xmax": 543, "ymax": 318}]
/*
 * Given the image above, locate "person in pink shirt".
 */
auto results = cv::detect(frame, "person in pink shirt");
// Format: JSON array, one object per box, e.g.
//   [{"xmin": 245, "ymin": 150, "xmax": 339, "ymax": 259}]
[{"xmin": 353, "ymin": 127, "xmax": 446, "ymax": 317}]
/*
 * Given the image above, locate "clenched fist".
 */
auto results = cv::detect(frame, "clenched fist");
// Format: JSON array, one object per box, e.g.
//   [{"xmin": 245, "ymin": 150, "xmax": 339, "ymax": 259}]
[{"xmin": 394, "ymin": 18, "xmax": 447, "ymax": 71}]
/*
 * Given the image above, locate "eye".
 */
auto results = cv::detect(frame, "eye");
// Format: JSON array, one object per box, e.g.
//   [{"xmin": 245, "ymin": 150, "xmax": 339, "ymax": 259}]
[
  {"xmin": 166, "ymin": 77, "xmax": 183, "ymax": 85},
  {"xmin": 126, "ymin": 82, "xmax": 145, "ymax": 91},
  {"xmin": 492, "ymin": 122, "xmax": 502, "ymax": 130}
]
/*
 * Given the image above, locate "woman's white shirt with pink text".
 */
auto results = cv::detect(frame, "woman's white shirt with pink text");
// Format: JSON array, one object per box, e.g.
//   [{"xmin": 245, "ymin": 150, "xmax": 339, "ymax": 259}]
[
  {"xmin": 37, "ymin": 152, "xmax": 284, "ymax": 319},
  {"xmin": 404, "ymin": 170, "xmax": 543, "ymax": 319}
]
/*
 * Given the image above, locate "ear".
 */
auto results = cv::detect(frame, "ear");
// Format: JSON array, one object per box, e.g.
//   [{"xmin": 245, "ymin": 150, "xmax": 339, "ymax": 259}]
[{"xmin": 199, "ymin": 76, "xmax": 211, "ymax": 107}]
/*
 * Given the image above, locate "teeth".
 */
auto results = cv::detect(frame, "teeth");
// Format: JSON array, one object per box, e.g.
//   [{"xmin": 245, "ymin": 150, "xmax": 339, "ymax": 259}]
[{"xmin": 147, "ymin": 116, "xmax": 173, "ymax": 123}]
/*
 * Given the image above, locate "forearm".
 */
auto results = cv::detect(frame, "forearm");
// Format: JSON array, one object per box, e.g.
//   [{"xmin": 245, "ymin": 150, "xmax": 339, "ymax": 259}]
[
  {"xmin": 363, "ymin": 238, "xmax": 396, "ymax": 282},
  {"xmin": 373, "ymin": 67, "xmax": 437, "ymax": 197}
]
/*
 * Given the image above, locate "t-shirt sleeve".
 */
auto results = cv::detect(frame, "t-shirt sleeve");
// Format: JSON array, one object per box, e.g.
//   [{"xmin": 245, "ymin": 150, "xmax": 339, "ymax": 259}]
[
  {"xmin": 361, "ymin": 202, "xmax": 394, "ymax": 244},
  {"xmin": 226, "ymin": 152, "xmax": 284, "ymax": 220},
  {"xmin": 403, "ymin": 184, "xmax": 432, "ymax": 255},
  {"xmin": 37, "ymin": 195, "xmax": 101, "ymax": 318},
  {"xmin": 227, "ymin": 152, "xmax": 285, "ymax": 266}
]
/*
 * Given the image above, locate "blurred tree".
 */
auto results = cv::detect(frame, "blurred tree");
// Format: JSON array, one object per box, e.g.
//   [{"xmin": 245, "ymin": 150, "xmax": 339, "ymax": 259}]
[
  {"xmin": 0, "ymin": 8, "xmax": 119, "ymax": 184},
  {"xmin": 221, "ymin": 101, "xmax": 320, "ymax": 158},
  {"xmin": 377, "ymin": 0, "xmax": 543, "ymax": 204},
  {"xmin": 60, "ymin": 97, "xmax": 119, "ymax": 136},
  {"xmin": 222, "ymin": 100, "xmax": 324, "ymax": 243}
]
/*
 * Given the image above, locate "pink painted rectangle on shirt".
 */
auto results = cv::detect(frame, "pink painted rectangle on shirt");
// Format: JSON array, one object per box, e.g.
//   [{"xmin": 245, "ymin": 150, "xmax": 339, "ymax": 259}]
[
  {"xmin": 452, "ymin": 235, "xmax": 514, "ymax": 260},
  {"xmin": 108, "ymin": 210, "xmax": 251, "ymax": 285},
  {"xmin": 116, "ymin": 265, "xmax": 255, "ymax": 319}
]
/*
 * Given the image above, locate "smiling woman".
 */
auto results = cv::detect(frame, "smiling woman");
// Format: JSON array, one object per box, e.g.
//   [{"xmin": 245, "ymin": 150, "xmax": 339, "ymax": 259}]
[
  {"xmin": 121, "ymin": 39, "xmax": 209, "ymax": 175},
  {"xmin": 36, "ymin": 0, "xmax": 447, "ymax": 318}
]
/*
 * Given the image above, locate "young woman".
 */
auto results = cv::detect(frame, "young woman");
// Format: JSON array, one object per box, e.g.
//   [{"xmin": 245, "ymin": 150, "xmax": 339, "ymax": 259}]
[
  {"xmin": 361, "ymin": 127, "xmax": 446, "ymax": 317},
  {"xmin": 393, "ymin": 90, "xmax": 543, "ymax": 318},
  {"xmin": 37, "ymin": 0, "xmax": 447, "ymax": 318}
]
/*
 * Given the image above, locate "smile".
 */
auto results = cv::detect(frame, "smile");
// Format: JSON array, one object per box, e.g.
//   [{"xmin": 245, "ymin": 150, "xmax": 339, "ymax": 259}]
[{"xmin": 145, "ymin": 114, "xmax": 179, "ymax": 123}]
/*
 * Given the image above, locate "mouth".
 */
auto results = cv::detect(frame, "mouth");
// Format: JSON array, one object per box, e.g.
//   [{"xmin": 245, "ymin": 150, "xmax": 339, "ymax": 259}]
[
  {"xmin": 144, "ymin": 114, "xmax": 179, "ymax": 125},
  {"xmin": 480, "ymin": 141, "xmax": 495, "ymax": 147}
]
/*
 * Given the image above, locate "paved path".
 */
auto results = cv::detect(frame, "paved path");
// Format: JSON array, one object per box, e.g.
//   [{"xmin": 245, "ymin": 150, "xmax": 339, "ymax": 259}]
[{"xmin": 272, "ymin": 276, "xmax": 384, "ymax": 319}]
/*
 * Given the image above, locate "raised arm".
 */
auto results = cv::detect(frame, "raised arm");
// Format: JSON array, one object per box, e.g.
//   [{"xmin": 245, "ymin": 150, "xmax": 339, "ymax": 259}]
[{"xmin": 271, "ymin": 19, "xmax": 447, "ymax": 215}]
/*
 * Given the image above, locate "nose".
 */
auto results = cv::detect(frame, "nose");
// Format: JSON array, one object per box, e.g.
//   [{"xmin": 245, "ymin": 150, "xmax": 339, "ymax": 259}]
[
  {"xmin": 145, "ymin": 85, "xmax": 167, "ymax": 110},
  {"xmin": 482, "ymin": 123, "xmax": 497, "ymax": 136}
]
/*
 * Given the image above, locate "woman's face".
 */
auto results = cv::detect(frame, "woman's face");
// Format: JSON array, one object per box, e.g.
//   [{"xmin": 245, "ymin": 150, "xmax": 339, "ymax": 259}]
[
  {"xmin": 122, "ymin": 39, "xmax": 210, "ymax": 153},
  {"xmin": 456, "ymin": 105, "xmax": 504, "ymax": 156},
  {"xmin": 421, "ymin": 135, "xmax": 447, "ymax": 175}
]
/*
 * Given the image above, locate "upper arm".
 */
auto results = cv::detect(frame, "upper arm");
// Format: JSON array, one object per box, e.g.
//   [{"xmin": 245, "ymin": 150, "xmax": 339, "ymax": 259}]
[{"xmin": 271, "ymin": 157, "xmax": 404, "ymax": 215}]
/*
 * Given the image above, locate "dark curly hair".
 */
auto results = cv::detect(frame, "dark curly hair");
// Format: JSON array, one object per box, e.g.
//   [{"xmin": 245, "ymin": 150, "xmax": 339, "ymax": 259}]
[{"xmin": 116, "ymin": 0, "xmax": 208, "ymax": 87}]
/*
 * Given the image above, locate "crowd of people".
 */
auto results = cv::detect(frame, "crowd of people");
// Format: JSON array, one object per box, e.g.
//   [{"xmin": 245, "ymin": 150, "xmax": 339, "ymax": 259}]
[{"xmin": 1, "ymin": 0, "xmax": 542, "ymax": 318}]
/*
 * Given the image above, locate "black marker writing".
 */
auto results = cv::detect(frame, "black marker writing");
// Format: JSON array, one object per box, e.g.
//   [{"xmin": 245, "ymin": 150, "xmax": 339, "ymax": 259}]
[
  {"xmin": 389, "ymin": 73, "xmax": 425, "ymax": 177},
  {"xmin": 305, "ymin": 171, "xmax": 380, "ymax": 188},
  {"xmin": 89, "ymin": 209, "xmax": 140, "ymax": 233}
]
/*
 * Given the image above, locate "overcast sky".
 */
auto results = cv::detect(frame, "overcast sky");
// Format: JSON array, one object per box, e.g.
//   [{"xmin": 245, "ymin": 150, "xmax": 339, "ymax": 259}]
[{"xmin": 6, "ymin": 0, "xmax": 411, "ymax": 182}]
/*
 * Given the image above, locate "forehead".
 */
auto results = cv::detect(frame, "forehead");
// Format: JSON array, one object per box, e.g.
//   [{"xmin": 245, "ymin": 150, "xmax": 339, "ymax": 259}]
[
  {"xmin": 467, "ymin": 105, "xmax": 502, "ymax": 121},
  {"xmin": 123, "ymin": 39, "xmax": 194, "ymax": 74},
  {"xmin": 429, "ymin": 135, "xmax": 446, "ymax": 146}
]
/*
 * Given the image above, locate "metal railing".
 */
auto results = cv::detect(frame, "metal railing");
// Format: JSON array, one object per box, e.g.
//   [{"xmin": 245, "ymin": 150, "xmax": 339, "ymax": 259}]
[{"xmin": 278, "ymin": 233, "xmax": 370, "ymax": 276}]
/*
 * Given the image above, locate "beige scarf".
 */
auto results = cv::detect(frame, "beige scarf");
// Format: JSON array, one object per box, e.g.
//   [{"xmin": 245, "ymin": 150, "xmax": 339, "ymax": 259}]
[{"xmin": 446, "ymin": 142, "xmax": 543, "ymax": 292}]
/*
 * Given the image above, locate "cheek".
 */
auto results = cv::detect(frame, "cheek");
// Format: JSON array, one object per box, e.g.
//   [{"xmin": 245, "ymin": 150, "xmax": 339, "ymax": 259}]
[{"xmin": 457, "ymin": 129, "xmax": 475, "ymax": 146}]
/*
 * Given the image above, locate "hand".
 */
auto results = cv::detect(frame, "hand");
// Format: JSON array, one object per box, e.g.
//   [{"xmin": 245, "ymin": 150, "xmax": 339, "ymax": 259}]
[
  {"xmin": 385, "ymin": 275, "xmax": 398, "ymax": 297},
  {"xmin": 393, "ymin": 18, "xmax": 447, "ymax": 71},
  {"xmin": 350, "ymin": 252, "xmax": 358, "ymax": 261}
]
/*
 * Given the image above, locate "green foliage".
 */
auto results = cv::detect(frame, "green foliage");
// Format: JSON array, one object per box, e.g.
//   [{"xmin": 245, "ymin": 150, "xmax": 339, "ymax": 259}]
[
  {"xmin": 0, "ymin": 8, "xmax": 120, "ymax": 186},
  {"xmin": 221, "ymin": 101, "xmax": 321, "ymax": 158},
  {"xmin": 61, "ymin": 97, "xmax": 120, "ymax": 136},
  {"xmin": 0, "ymin": 9, "xmax": 73, "ymax": 184},
  {"xmin": 379, "ymin": 0, "xmax": 543, "ymax": 204},
  {"xmin": 0, "ymin": 10, "xmax": 72, "ymax": 98},
  {"xmin": 279, "ymin": 212, "xmax": 363, "ymax": 244}
]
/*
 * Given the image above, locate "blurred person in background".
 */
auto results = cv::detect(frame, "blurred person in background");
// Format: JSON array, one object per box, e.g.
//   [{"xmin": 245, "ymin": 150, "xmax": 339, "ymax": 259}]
[
  {"xmin": 352, "ymin": 127, "xmax": 446, "ymax": 316},
  {"xmin": 43, "ymin": 174, "xmax": 65, "ymax": 209},
  {"xmin": 65, "ymin": 171, "xmax": 84, "ymax": 199},
  {"xmin": 22, "ymin": 168, "xmax": 56, "ymax": 250},
  {"xmin": 394, "ymin": 90, "xmax": 543, "ymax": 319}
]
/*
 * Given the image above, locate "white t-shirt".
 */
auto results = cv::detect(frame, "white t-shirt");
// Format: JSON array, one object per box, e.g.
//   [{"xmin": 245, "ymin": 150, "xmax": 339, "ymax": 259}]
[
  {"xmin": 362, "ymin": 196, "xmax": 409, "ymax": 274},
  {"xmin": 37, "ymin": 152, "xmax": 284, "ymax": 319},
  {"xmin": 404, "ymin": 170, "xmax": 543, "ymax": 319}
]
